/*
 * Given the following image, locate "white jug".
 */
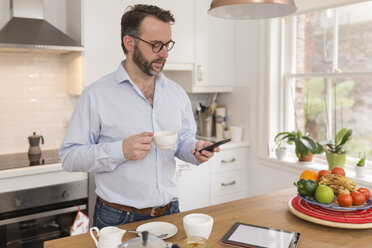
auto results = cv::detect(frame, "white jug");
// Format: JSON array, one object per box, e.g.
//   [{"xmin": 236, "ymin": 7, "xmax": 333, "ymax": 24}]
[{"xmin": 90, "ymin": 226, "xmax": 126, "ymax": 248}]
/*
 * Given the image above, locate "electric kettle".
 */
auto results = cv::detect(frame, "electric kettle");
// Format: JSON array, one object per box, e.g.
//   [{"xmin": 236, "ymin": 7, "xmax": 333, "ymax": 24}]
[{"xmin": 28, "ymin": 132, "xmax": 44, "ymax": 156}]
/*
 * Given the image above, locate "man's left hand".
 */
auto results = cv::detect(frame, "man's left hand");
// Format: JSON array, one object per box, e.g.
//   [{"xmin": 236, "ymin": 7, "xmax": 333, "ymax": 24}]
[{"xmin": 190, "ymin": 140, "xmax": 220, "ymax": 163}]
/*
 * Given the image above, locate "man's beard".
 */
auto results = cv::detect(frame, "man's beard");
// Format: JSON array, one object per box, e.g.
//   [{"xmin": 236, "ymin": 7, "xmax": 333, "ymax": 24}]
[{"xmin": 132, "ymin": 44, "xmax": 166, "ymax": 76}]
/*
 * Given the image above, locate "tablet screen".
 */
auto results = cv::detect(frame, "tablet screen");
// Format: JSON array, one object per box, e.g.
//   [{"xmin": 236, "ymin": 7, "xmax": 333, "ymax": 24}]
[{"xmin": 221, "ymin": 222, "xmax": 300, "ymax": 248}]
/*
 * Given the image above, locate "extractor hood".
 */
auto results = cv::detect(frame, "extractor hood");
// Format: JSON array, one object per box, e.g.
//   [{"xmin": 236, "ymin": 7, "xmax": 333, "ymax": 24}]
[{"xmin": 0, "ymin": 0, "xmax": 83, "ymax": 53}]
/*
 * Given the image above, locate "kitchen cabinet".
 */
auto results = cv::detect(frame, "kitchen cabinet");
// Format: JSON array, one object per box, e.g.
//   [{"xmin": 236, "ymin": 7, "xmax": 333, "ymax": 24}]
[
  {"xmin": 125, "ymin": 0, "xmax": 194, "ymax": 67},
  {"xmin": 209, "ymin": 146, "xmax": 248, "ymax": 205},
  {"xmin": 192, "ymin": 0, "xmax": 234, "ymax": 92},
  {"xmin": 82, "ymin": 0, "xmax": 194, "ymax": 89},
  {"xmin": 176, "ymin": 143, "xmax": 249, "ymax": 211},
  {"xmin": 164, "ymin": 0, "xmax": 234, "ymax": 93},
  {"xmin": 83, "ymin": 0, "xmax": 125, "ymax": 88},
  {"xmin": 82, "ymin": 0, "xmax": 234, "ymax": 93},
  {"xmin": 176, "ymin": 159, "xmax": 210, "ymax": 212}
]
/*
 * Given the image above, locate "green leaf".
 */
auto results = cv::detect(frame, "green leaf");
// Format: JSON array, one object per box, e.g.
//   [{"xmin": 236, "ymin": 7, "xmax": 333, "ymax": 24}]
[{"xmin": 336, "ymin": 129, "xmax": 352, "ymax": 150}]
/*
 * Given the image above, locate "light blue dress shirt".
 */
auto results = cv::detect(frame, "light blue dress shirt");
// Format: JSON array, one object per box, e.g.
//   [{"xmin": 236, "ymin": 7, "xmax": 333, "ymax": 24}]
[{"xmin": 59, "ymin": 61, "xmax": 199, "ymax": 208}]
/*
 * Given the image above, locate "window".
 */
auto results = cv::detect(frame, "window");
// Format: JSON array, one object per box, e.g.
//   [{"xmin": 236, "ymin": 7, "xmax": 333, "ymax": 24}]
[{"xmin": 284, "ymin": 1, "xmax": 372, "ymax": 161}]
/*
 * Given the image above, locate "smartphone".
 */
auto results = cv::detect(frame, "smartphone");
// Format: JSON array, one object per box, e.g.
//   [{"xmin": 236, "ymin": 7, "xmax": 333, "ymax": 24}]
[{"xmin": 194, "ymin": 138, "xmax": 231, "ymax": 154}]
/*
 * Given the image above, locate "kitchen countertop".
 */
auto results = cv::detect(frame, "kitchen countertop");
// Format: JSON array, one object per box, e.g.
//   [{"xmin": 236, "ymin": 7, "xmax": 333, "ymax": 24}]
[
  {"xmin": 44, "ymin": 188, "xmax": 372, "ymax": 248},
  {"xmin": 0, "ymin": 141, "xmax": 249, "ymax": 194},
  {"xmin": 0, "ymin": 140, "xmax": 249, "ymax": 180},
  {"xmin": 0, "ymin": 149, "xmax": 62, "ymax": 179},
  {"xmin": 0, "ymin": 150, "xmax": 87, "ymax": 193}
]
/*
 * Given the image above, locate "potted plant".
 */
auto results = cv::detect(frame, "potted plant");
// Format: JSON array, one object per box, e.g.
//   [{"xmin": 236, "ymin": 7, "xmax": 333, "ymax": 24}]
[
  {"xmin": 355, "ymin": 152, "xmax": 367, "ymax": 178},
  {"xmin": 273, "ymin": 139, "xmax": 287, "ymax": 160},
  {"xmin": 325, "ymin": 128, "xmax": 352, "ymax": 170},
  {"xmin": 274, "ymin": 130, "xmax": 323, "ymax": 162}
]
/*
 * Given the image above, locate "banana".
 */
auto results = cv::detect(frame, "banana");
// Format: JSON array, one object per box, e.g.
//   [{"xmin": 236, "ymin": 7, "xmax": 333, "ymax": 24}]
[
  {"xmin": 326, "ymin": 184, "xmax": 350, "ymax": 195},
  {"xmin": 318, "ymin": 174, "xmax": 357, "ymax": 192}
]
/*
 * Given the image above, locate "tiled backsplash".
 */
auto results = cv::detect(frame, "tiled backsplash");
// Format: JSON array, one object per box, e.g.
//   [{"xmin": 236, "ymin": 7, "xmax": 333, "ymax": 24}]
[{"xmin": 0, "ymin": 53, "xmax": 78, "ymax": 155}]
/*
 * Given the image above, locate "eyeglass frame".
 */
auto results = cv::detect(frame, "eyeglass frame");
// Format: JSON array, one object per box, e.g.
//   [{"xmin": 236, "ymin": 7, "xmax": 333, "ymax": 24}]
[{"xmin": 130, "ymin": 35, "xmax": 175, "ymax": 53}]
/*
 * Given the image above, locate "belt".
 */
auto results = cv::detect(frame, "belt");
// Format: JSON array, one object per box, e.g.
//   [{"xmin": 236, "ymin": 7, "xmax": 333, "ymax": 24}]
[{"xmin": 99, "ymin": 197, "xmax": 172, "ymax": 217}]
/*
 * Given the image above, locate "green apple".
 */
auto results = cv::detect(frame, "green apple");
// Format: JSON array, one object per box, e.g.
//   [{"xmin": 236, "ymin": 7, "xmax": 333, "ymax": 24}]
[{"xmin": 315, "ymin": 185, "xmax": 334, "ymax": 204}]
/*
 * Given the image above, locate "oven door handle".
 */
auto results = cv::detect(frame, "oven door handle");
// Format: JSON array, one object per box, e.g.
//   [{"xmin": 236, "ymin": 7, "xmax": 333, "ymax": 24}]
[{"xmin": 0, "ymin": 204, "xmax": 86, "ymax": 226}]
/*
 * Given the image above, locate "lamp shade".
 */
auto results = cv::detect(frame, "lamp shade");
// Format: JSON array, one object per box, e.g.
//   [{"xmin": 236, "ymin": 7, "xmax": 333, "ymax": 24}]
[{"xmin": 208, "ymin": 0, "xmax": 297, "ymax": 20}]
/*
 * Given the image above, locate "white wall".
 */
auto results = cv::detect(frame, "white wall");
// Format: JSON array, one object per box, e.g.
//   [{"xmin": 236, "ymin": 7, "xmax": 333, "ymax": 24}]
[
  {"xmin": 0, "ymin": 53, "xmax": 78, "ymax": 154},
  {"xmin": 218, "ymin": 19, "xmax": 298, "ymax": 196}
]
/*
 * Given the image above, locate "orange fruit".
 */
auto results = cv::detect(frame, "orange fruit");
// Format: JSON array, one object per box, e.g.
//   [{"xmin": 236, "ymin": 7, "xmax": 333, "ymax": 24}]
[{"xmin": 299, "ymin": 169, "xmax": 318, "ymax": 181}]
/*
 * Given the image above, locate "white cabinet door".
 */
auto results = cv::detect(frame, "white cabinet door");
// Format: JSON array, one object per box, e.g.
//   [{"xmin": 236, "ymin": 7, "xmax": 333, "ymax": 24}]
[
  {"xmin": 154, "ymin": 1, "xmax": 194, "ymax": 65},
  {"xmin": 84, "ymin": 0, "xmax": 194, "ymax": 88},
  {"xmin": 123, "ymin": 0, "xmax": 194, "ymax": 66},
  {"xmin": 176, "ymin": 159, "xmax": 210, "ymax": 212},
  {"xmin": 209, "ymin": 147, "xmax": 249, "ymax": 205},
  {"xmin": 194, "ymin": 0, "xmax": 234, "ymax": 91},
  {"xmin": 83, "ymin": 0, "xmax": 126, "ymax": 87}
]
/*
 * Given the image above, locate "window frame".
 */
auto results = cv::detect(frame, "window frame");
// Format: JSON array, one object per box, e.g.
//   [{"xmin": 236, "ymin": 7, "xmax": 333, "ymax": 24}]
[{"xmin": 276, "ymin": 2, "xmax": 372, "ymax": 166}]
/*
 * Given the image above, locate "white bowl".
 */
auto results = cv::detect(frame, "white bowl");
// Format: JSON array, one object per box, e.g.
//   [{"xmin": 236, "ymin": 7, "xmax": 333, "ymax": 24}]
[{"xmin": 183, "ymin": 213, "xmax": 214, "ymax": 240}]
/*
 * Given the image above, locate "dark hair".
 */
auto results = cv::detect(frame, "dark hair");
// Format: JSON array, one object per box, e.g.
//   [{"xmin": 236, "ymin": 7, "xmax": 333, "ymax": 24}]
[{"xmin": 121, "ymin": 4, "xmax": 175, "ymax": 54}]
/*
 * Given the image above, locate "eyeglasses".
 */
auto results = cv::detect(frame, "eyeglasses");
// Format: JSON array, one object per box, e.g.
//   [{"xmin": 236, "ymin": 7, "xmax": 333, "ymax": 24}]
[{"xmin": 131, "ymin": 35, "xmax": 175, "ymax": 53}]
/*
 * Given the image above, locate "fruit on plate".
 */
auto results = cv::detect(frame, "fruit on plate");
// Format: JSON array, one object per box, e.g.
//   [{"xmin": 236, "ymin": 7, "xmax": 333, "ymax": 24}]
[
  {"xmin": 317, "ymin": 174, "xmax": 357, "ymax": 192},
  {"xmin": 317, "ymin": 169, "xmax": 331, "ymax": 179},
  {"xmin": 337, "ymin": 193, "xmax": 353, "ymax": 207},
  {"xmin": 351, "ymin": 191, "xmax": 366, "ymax": 206},
  {"xmin": 357, "ymin": 188, "xmax": 371, "ymax": 201},
  {"xmin": 331, "ymin": 166, "xmax": 345, "ymax": 176},
  {"xmin": 315, "ymin": 185, "xmax": 334, "ymax": 204},
  {"xmin": 299, "ymin": 169, "xmax": 318, "ymax": 181},
  {"xmin": 293, "ymin": 179, "xmax": 318, "ymax": 196},
  {"xmin": 326, "ymin": 184, "xmax": 350, "ymax": 195}
]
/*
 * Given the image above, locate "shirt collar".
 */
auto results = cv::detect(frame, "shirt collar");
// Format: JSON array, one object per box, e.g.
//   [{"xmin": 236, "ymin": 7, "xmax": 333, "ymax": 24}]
[{"xmin": 115, "ymin": 60, "xmax": 168, "ymax": 89}]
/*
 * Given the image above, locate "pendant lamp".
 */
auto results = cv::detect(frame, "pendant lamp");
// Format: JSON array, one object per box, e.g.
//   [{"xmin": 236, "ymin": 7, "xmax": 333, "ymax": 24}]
[{"xmin": 208, "ymin": 0, "xmax": 297, "ymax": 20}]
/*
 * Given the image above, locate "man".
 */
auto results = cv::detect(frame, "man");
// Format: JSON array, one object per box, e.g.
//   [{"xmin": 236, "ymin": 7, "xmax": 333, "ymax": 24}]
[{"xmin": 59, "ymin": 4, "xmax": 218, "ymax": 229}]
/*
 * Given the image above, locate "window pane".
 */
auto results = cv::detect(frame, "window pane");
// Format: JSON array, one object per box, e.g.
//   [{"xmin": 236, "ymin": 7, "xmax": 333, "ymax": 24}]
[
  {"xmin": 333, "ymin": 77, "xmax": 372, "ymax": 160},
  {"xmin": 338, "ymin": 2, "xmax": 372, "ymax": 72},
  {"xmin": 294, "ymin": 77, "xmax": 328, "ymax": 141},
  {"xmin": 296, "ymin": 11, "xmax": 334, "ymax": 73},
  {"xmin": 294, "ymin": 76, "xmax": 372, "ymax": 161}
]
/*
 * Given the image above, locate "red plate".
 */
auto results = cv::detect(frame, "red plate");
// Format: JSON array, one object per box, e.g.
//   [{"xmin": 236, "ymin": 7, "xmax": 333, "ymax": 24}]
[{"xmin": 292, "ymin": 195, "xmax": 372, "ymax": 224}]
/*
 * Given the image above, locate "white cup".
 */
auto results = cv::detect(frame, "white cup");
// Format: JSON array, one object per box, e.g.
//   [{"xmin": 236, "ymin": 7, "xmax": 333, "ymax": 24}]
[
  {"xmin": 183, "ymin": 213, "xmax": 214, "ymax": 240},
  {"xmin": 229, "ymin": 126, "xmax": 243, "ymax": 142},
  {"xmin": 89, "ymin": 226, "xmax": 126, "ymax": 248},
  {"xmin": 153, "ymin": 131, "xmax": 178, "ymax": 150}
]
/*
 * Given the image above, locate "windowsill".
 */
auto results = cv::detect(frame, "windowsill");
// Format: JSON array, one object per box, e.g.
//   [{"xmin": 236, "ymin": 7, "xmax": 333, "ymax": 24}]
[{"xmin": 257, "ymin": 155, "xmax": 372, "ymax": 188}]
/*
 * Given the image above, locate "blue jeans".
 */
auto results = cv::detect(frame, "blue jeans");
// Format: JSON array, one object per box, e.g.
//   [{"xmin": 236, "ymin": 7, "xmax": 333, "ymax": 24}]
[{"xmin": 93, "ymin": 197, "xmax": 180, "ymax": 229}]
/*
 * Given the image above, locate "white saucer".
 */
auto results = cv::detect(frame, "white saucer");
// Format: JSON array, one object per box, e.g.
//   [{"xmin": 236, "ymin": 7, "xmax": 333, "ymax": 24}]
[{"xmin": 136, "ymin": 221, "xmax": 177, "ymax": 240}]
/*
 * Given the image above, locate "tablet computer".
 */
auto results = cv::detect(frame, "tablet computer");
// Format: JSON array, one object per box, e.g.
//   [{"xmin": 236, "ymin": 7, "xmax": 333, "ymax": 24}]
[{"xmin": 220, "ymin": 222, "xmax": 300, "ymax": 248}]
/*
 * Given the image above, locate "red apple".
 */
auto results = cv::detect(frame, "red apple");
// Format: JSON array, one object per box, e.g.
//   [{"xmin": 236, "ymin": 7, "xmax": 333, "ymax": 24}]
[{"xmin": 331, "ymin": 166, "xmax": 345, "ymax": 176}]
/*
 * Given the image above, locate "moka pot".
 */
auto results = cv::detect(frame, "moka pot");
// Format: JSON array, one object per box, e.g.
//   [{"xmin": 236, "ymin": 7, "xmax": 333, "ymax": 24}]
[{"xmin": 28, "ymin": 132, "xmax": 44, "ymax": 156}]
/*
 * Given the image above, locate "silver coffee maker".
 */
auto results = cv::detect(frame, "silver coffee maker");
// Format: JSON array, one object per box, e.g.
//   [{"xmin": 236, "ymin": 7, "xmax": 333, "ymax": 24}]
[{"xmin": 28, "ymin": 132, "xmax": 44, "ymax": 164}]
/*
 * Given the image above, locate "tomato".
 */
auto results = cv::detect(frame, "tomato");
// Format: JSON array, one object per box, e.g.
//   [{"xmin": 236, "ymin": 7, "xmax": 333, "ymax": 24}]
[
  {"xmin": 318, "ymin": 169, "xmax": 331, "ymax": 179},
  {"xmin": 357, "ymin": 188, "xmax": 371, "ymax": 201},
  {"xmin": 351, "ymin": 191, "xmax": 366, "ymax": 206},
  {"xmin": 337, "ymin": 193, "xmax": 353, "ymax": 207},
  {"xmin": 331, "ymin": 166, "xmax": 345, "ymax": 176}
]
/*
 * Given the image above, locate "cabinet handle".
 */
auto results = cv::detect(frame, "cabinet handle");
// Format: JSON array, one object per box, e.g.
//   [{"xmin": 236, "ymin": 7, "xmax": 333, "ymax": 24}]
[
  {"xmin": 221, "ymin": 180, "xmax": 236, "ymax": 186},
  {"xmin": 197, "ymin": 65, "xmax": 203, "ymax": 81},
  {"xmin": 221, "ymin": 158, "xmax": 236, "ymax": 163},
  {"xmin": 177, "ymin": 164, "xmax": 192, "ymax": 171}
]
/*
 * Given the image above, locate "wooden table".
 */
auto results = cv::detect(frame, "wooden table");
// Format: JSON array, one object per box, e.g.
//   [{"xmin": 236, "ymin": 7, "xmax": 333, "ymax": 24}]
[{"xmin": 44, "ymin": 188, "xmax": 372, "ymax": 248}]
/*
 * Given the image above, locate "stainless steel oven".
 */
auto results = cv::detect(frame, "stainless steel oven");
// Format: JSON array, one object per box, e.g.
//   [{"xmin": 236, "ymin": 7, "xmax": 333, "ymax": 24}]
[{"xmin": 0, "ymin": 180, "xmax": 88, "ymax": 248}]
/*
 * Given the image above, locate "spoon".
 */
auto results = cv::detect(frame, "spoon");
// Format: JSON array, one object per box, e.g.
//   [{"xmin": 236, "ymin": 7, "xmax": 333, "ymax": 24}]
[{"xmin": 129, "ymin": 230, "xmax": 168, "ymax": 239}]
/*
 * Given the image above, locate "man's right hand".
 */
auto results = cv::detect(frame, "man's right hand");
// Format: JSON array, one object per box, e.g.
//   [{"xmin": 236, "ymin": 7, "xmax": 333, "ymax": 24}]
[{"xmin": 122, "ymin": 132, "xmax": 153, "ymax": 160}]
